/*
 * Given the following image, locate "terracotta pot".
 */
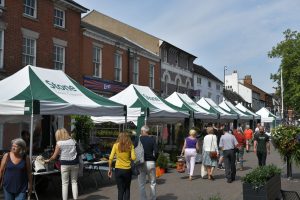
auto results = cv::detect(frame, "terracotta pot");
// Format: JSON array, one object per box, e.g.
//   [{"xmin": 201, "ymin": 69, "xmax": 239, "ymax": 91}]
[{"xmin": 160, "ymin": 168, "xmax": 165, "ymax": 174}]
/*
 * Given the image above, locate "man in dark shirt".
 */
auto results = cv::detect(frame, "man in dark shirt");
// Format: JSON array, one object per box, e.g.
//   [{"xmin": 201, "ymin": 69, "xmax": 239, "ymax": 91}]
[
  {"xmin": 135, "ymin": 125, "xmax": 158, "ymax": 200},
  {"xmin": 254, "ymin": 126, "xmax": 270, "ymax": 166}
]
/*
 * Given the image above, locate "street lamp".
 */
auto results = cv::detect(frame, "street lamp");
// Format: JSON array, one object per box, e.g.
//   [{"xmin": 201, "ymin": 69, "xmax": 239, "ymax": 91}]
[
  {"xmin": 280, "ymin": 66, "xmax": 284, "ymax": 121},
  {"xmin": 224, "ymin": 66, "xmax": 228, "ymax": 88}
]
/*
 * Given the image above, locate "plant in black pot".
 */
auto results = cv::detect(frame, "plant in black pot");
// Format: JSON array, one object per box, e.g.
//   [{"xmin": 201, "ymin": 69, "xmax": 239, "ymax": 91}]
[{"xmin": 242, "ymin": 164, "xmax": 281, "ymax": 200}]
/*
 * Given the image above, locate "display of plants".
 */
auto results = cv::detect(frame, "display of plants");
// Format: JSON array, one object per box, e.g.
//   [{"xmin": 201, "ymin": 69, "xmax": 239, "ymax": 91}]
[
  {"xmin": 157, "ymin": 153, "xmax": 169, "ymax": 169},
  {"xmin": 242, "ymin": 164, "xmax": 281, "ymax": 190}
]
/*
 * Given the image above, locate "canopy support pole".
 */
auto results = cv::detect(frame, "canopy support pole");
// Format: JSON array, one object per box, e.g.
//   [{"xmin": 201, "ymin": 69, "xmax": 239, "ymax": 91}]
[{"xmin": 29, "ymin": 112, "xmax": 34, "ymax": 162}]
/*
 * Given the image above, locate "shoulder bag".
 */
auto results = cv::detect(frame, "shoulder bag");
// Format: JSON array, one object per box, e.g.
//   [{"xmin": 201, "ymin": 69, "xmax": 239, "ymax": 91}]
[
  {"xmin": 134, "ymin": 137, "xmax": 144, "ymax": 164},
  {"xmin": 209, "ymin": 135, "xmax": 218, "ymax": 160}
]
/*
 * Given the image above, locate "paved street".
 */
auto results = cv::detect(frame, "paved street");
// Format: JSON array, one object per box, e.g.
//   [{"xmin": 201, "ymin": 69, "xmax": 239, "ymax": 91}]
[{"xmin": 1, "ymin": 145, "xmax": 299, "ymax": 200}]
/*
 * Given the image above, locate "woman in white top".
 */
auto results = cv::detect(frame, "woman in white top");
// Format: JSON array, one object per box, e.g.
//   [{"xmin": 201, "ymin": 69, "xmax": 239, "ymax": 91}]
[
  {"xmin": 45, "ymin": 128, "xmax": 79, "ymax": 200},
  {"xmin": 202, "ymin": 127, "xmax": 219, "ymax": 180}
]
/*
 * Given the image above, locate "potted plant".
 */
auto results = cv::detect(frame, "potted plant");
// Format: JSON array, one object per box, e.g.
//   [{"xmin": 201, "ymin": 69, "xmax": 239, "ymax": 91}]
[
  {"xmin": 272, "ymin": 125, "xmax": 300, "ymax": 179},
  {"xmin": 242, "ymin": 164, "xmax": 281, "ymax": 200},
  {"xmin": 157, "ymin": 153, "xmax": 168, "ymax": 174}
]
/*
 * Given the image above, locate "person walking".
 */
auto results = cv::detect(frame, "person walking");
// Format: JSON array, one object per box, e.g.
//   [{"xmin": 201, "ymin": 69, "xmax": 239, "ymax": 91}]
[
  {"xmin": 253, "ymin": 126, "xmax": 270, "ymax": 166},
  {"xmin": 180, "ymin": 129, "xmax": 199, "ymax": 181},
  {"xmin": 0, "ymin": 138, "xmax": 32, "ymax": 200},
  {"xmin": 219, "ymin": 127, "xmax": 238, "ymax": 183},
  {"xmin": 202, "ymin": 127, "xmax": 218, "ymax": 180},
  {"xmin": 244, "ymin": 125, "xmax": 253, "ymax": 152},
  {"xmin": 45, "ymin": 128, "xmax": 79, "ymax": 200},
  {"xmin": 234, "ymin": 128, "xmax": 246, "ymax": 171},
  {"xmin": 135, "ymin": 125, "xmax": 158, "ymax": 200},
  {"xmin": 216, "ymin": 124, "xmax": 225, "ymax": 170},
  {"xmin": 108, "ymin": 132, "xmax": 136, "ymax": 200}
]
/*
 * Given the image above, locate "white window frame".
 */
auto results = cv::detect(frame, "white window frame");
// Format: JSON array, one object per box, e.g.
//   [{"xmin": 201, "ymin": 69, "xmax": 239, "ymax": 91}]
[
  {"xmin": 197, "ymin": 76, "xmax": 201, "ymax": 85},
  {"xmin": 93, "ymin": 46, "xmax": 102, "ymax": 78},
  {"xmin": 114, "ymin": 53, "xmax": 122, "ymax": 82},
  {"xmin": 0, "ymin": 30, "xmax": 4, "ymax": 69},
  {"xmin": 54, "ymin": 7, "xmax": 65, "ymax": 28},
  {"xmin": 22, "ymin": 37, "xmax": 36, "ymax": 66},
  {"xmin": 132, "ymin": 58, "xmax": 139, "ymax": 84},
  {"xmin": 163, "ymin": 49, "xmax": 167, "ymax": 62},
  {"xmin": 0, "ymin": 0, "xmax": 5, "ymax": 7},
  {"xmin": 24, "ymin": 0, "xmax": 37, "ymax": 18},
  {"xmin": 149, "ymin": 63, "xmax": 155, "ymax": 89},
  {"xmin": 53, "ymin": 45, "xmax": 65, "ymax": 71}
]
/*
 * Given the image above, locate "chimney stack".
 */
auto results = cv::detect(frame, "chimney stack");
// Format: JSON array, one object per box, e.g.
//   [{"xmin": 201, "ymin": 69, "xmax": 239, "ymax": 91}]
[{"xmin": 244, "ymin": 75, "xmax": 252, "ymax": 85}]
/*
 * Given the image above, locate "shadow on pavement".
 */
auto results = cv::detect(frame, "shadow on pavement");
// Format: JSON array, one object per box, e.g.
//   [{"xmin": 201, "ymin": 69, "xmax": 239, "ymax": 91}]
[
  {"xmin": 158, "ymin": 193, "xmax": 178, "ymax": 200},
  {"xmin": 157, "ymin": 178, "xmax": 166, "ymax": 184},
  {"xmin": 81, "ymin": 194, "xmax": 110, "ymax": 200}
]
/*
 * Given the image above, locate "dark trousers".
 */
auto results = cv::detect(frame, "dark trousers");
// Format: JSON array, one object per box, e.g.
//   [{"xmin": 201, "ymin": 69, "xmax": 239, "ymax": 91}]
[
  {"xmin": 257, "ymin": 151, "xmax": 267, "ymax": 166},
  {"xmin": 223, "ymin": 149, "xmax": 236, "ymax": 181},
  {"xmin": 115, "ymin": 168, "xmax": 132, "ymax": 200}
]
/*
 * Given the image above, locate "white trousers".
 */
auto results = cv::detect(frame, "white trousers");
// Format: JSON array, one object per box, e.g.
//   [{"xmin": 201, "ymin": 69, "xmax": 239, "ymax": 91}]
[
  {"xmin": 184, "ymin": 148, "xmax": 197, "ymax": 176},
  {"xmin": 61, "ymin": 164, "xmax": 79, "ymax": 200},
  {"xmin": 138, "ymin": 161, "xmax": 156, "ymax": 200}
]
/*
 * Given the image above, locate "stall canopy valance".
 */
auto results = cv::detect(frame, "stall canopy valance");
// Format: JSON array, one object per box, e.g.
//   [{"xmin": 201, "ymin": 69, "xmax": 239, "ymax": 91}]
[
  {"xmin": 219, "ymin": 100, "xmax": 253, "ymax": 120},
  {"xmin": 235, "ymin": 103, "xmax": 261, "ymax": 120}
]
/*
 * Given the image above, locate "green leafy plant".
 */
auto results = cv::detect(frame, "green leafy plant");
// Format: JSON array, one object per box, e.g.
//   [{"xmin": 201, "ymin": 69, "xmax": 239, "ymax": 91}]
[
  {"xmin": 272, "ymin": 125, "xmax": 300, "ymax": 165},
  {"xmin": 72, "ymin": 115, "xmax": 94, "ymax": 145},
  {"xmin": 157, "ymin": 153, "xmax": 169, "ymax": 169},
  {"xmin": 242, "ymin": 164, "xmax": 281, "ymax": 190}
]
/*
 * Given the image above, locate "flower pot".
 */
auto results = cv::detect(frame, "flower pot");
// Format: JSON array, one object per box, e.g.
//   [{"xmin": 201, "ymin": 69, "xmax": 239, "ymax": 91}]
[
  {"xmin": 160, "ymin": 168, "xmax": 165, "ymax": 174},
  {"xmin": 243, "ymin": 174, "xmax": 281, "ymax": 200}
]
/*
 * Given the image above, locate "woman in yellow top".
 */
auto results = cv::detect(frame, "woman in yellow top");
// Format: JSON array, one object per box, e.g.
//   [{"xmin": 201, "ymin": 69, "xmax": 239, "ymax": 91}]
[{"xmin": 108, "ymin": 132, "xmax": 136, "ymax": 200}]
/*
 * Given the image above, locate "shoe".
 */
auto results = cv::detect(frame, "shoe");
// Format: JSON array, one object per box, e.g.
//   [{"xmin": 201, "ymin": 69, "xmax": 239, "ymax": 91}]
[
  {"xmin": 210, "ymin": 175, "xmax": 215, "ymax": 180},
  {"xmin": 227, "ymin": 179, "xmax": 232, "ymax": 183},
  {"xmin": 189, "ymin": 176, "xmax": 192, "ymax": 181},
  {"xmin": 240, "ymin": 167, "xmax": 244, "ymax": 171}
]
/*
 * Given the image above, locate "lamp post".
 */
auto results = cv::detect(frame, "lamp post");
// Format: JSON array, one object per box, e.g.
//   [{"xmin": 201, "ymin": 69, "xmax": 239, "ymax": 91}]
[
  {"xmin": 224, "ymin": 66, "xmax": 228, "ymax": 88},
  {"xmin": 280, "ymin": 66, "xmax": 284, "ymax": 121}
]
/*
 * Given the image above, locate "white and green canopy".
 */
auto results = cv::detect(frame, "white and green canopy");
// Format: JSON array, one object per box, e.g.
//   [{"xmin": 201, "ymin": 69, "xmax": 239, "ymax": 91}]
[
  {"xmin": 197, "ymin": 97, "xmax": 237, "ymax": 120},
  {"xmin": 0, "ymin": 65, "xmax": 125, "ymax": 116},
  {"xmin": 219, "ymin": 100, "xmax": 252, "ymax": 120},
  {"xmin": 165, "ymin": 92, "xmax": 218, "ymax": 119},
  {"xmin": 235, "ymin": 103, "xmax": 260, "ymax": 120},
  {"xmin": 256, "ymin": 107, "xmax": 279, "ymax": 123}
]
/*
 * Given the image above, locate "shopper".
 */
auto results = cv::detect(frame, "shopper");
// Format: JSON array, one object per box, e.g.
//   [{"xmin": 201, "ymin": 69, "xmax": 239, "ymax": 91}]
[
  {"xmin": 219, "ymin": 127, "xmax": 238, "ymax": 183},
  {"xmin": 181, "ymin": 129, "xmax": 199, "ymax": 180},
  {"xmin": 135, "ymin": 125, "xmax": 158, "ymax": 200},
  {"xmin": 45, "ymin": 128, "xmax": 79, "ymax": 200},
  {"xmin": 108, "ymin": 132, "xmax": 136, "ymax": 200},
  {"xmin": 202, "ymin": 127, "xmax": 218, "ymax": 181},
  {"xmin": 244, "ymin": 125, "xmax": 253, "ymax": 152},
  {"xmin": 234, "ymin": 128, "xmax": 246, "ymax": 170},
  {"xmin": 216, "ymin": 124, "xmax": 225, "ymax": 170},
  {"xmin": 0, "ymin": 138, "xmax": 32, "ymax": 200},
  {"xmin": 253, "ymin": 126, "xmax": 270, "ymax": 166}
]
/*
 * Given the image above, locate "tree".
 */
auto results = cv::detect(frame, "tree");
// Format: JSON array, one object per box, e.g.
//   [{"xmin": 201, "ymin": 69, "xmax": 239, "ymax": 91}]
[
  {"xmin": 268, "ymin": 29, "xmax": 300, "ymax": 115},
  {"xmin": 72, "ymin": 115, "xmax": 94, "ymax": 145}
]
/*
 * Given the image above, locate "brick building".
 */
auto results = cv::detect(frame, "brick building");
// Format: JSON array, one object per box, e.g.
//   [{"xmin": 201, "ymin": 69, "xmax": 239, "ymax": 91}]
[
  {"xmin": 0, "ymin": 0, "xmax": 88, "ymax": 149},
  {"xmin": 81, "ymin": 22, "xmax": 160, "ymax": 96}
]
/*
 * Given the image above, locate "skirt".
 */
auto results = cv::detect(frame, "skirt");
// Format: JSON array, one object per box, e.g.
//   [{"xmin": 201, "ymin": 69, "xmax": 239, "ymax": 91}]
[{"xmin": 202, "ymin": 151, "xmax": 218, "ymax": 167}]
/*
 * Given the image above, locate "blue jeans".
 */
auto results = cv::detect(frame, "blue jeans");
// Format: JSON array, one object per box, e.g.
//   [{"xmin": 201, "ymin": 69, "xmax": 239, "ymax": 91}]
[{"xmin": 3, "ymin": 188, "xmax": 26, "ymax": 200}]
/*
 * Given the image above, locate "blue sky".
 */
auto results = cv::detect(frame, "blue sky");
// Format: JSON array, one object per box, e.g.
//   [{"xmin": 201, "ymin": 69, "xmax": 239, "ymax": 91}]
[{"xmin": 76, "ymin": 0, "xmax": 300, "ymax": 93}]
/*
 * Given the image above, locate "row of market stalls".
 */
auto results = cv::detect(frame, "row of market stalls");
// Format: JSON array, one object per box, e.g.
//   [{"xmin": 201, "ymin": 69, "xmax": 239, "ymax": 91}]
[{"xmin": 0, "ymin": 65, "xmax": 280, "ymax": 159}]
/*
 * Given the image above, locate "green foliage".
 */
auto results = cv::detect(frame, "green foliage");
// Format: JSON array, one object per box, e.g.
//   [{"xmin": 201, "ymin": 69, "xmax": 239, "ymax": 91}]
[
  {"xmin": 72, "ymin": 115, "xmax": 94, "ymax": 144},
  {"xmin": 268, "ymin": 29, "xmax": 300, "ymax": 114},
  {"xmin": 198, "ymin": 194, "xmax": 222, "ymax": 200},
  {"xmin": 96, "ymin": 130, "xmax": 120, "ymax": 137},
  {"xmin": 242, "ymin": 165, "xmax": 281, "ymax": 190},
  {"xmin": 272, "ymin": 125, "xmax": 300, "ymax": 165},
  {"xmin": 157, "ymin": 153, "xmax": 169, "ymax": 169}
]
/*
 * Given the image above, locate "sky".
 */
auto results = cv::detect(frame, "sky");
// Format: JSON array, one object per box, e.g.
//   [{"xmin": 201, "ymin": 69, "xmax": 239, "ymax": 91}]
[{"xmin": 76, "ymin": 0, "xmax": 300, "ymax": 93}]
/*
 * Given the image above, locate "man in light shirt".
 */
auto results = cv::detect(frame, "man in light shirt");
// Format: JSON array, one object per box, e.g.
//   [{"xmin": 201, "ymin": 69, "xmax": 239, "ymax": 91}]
[{"xmin": 219, "ymin": 127, "xmax": 238, "ymax": 183}]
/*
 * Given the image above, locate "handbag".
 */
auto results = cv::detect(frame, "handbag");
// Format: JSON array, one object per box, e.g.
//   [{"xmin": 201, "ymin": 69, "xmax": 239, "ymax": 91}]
[
  {"xmin": 134, "ymin": 137, "xmax": 144, "ymax": 164},
  {"xmin": 209, "ymin": 135, "xmax": 218, "ymax": 160},
  {"xmin": 131, "ymin": 161, "xmax": 140, "ymax": 176},
  {"xmin": 34, "ymin": 155, "xmax": 46, "ymax": 172},
  {"xmin": 74, "ymin": 140, "xmax": 84, "ymax": 155}
]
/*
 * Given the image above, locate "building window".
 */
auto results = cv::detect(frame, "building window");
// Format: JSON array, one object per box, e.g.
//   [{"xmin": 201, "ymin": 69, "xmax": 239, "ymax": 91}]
[
  {"xmin": 133, "ymin": 59, "xmax": 139, "ymax": 84},
  {"xmin": 216, "ymin": 84, "xmax": 220, "ymax": 90},
  {"xmin": 197, "ymin": 76, "xmax": 201, "ymax": 85},
  {"xmin": 216, "ymin": 95, "xmax": 220, "ymax": 104},
  {"xmin": 24, "ymin": 0, "xmax": 36, "ymax": 18},
  {"xmin": 53, "ymin": 45, "xmax": 65, "ymax": 71},
  {"xmin": 22, "ymin": 37, "xmax": 36, "ymax": 66},
  {"xmin": 54, "ymin": 8, "xmax": 65, "ymax": 28},
  {"xmin": 208, "ymin": 92, "xmax": 212, "ymax": 98},
  {"xmin": 176, "ymin": 54, "xmax": 179, "ymax": 66},
  {"xmin": 163, "ymin": 49, "xmax": 168, "ymax": 62},
  {"xmin": 176, "ymin": 79, "xmax": 180, "ymax": 92},
  {"xmin": 164, "ymin": 75, "xmax": 168, "ymax": 95},
  {"xmin": 208, "ymin": 81, "xmax": 211, "ymax": 88},
  {"xmin": 114, "ymin": 53, "xmax": 122, "ymax": 82},
  {"xmin": 0, "ymin": 30, "xmax": 3, "ymax": 69},
  {"xmin": 0, "ymin": 0, "xmax": 5, "ymax": 7},
  {"xmin": 149, "ymin": 64, "xmax": 155, "ymax": 88},
  {"xmin": 93, "ymin": 46, "xmax": 102, "ymax": 77}
]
